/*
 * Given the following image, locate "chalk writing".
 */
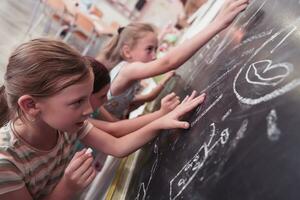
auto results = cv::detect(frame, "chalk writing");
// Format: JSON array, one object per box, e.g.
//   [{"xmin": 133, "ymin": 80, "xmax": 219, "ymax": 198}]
[{"xmin": 169, "ymin": 123, "xmax": 230, "ymax": 200}]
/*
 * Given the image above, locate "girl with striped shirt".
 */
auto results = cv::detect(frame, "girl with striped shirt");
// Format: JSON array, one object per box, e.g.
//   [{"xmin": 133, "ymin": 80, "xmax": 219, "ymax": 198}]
[{"xmin": 0, "ymin": 39, "xmax": 204, "ymax": 199}]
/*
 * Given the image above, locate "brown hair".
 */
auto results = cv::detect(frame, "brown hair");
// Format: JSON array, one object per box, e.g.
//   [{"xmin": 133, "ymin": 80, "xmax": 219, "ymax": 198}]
[
  {"xmin": 84, "ymin": 56, "xmax": 110, "ymax": 94},
  {"xmin": 0, "ymin": 38, "xmax": 90, "ymax": 127},
  {"xmin": 98, "ymin": 23, "xmax": 156, "ymax": 69}
]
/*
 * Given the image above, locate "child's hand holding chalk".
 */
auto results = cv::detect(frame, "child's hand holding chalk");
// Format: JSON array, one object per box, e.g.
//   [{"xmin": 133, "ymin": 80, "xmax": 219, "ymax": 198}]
[{"xmin": 86, "ymin": 147, "xmax": 93, "ymax": 155}]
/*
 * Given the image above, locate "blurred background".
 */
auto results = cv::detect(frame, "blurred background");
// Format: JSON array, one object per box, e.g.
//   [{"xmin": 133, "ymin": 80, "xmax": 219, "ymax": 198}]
[{"xmin": 0, "ymin": 0, "xmax": 209, "ymax": 84}]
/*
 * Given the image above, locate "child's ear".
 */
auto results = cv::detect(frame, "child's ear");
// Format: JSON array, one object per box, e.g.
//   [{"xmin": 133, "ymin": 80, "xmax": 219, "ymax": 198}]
[
  {"xmin": 18, "ymin": 95, "xmax": 40, "ymax": 117},
  {"xmin": 122, "ymin": 45, "xmax": 132, "ymax": 60}
]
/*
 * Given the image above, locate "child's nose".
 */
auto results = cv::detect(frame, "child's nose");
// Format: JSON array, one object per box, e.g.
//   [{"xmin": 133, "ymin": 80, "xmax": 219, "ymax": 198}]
[
  {"xmin": 151, "ymin": 52, "xmax": 156, "ymax": 60},
  {"xmin": 83, "ymin": 100, "xmax": 93, "ymax": 117}
]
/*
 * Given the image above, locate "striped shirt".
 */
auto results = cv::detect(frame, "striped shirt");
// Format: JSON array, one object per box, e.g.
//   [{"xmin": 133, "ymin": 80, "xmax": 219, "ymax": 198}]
[{"xmin": 0, "ymin": 121, "xmax": 93, "ymax": 199}]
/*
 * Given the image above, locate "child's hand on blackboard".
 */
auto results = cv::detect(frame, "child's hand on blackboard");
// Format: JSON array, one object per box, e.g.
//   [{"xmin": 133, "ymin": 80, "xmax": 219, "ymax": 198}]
[
  {"xmin": 159, "ymin": 92, "xmax": 181, "ymax": 114},
  {"xmin": 159, "ymin": 91, "xmax": 205, "ymax": 129},
  {"xmin": 213, "ymin": 0, "xmax": 249, "ymax": 30}
]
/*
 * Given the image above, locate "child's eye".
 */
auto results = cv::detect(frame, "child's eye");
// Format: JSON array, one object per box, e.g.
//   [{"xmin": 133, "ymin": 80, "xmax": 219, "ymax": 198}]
[
  {"xmin": 146, "ymin": 47, "xmax": 154, "ymax": 53},
  {"xmin": 71, "ymin": 99, "xmax": 85, "ymax": 108},
  {"xmin": 146, "ymin": 46, "xmax": 157, "ymax": 54},
  {"xmin": 76, "ymin": 100, "xmax": 83, "ymax": 104}
]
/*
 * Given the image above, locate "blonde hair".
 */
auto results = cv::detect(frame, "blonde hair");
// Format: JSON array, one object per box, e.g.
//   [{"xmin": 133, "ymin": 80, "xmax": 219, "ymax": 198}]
[
  {"xmin": 99, "ymin": 23, "xmax": 157, "ymax": 69},
  {"xmin": 0, "ymin": 38, "xmax": 90, "ymax": 126}
]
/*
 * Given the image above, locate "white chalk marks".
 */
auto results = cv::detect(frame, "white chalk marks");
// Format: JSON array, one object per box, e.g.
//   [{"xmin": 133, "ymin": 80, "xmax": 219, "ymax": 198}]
[
  {"xmin": 169, "ymin": 123, "xmax": 230, "ymax": 200},
  {"xmin": 222, "ymin": 109, "xmax": 232, "ymax": 121},
  {"xmin": 270, "ymin": 25, "xmax": 297, "ymax": 54},
  {"xmin": 191, "ymin": 94, "xmax": 223, "ymax": 127},
  {"xmin": 233, "ymin": 59, "xmax": 300, "ymax": 105},
  {"xmin": 135, "ymin": 139, "xmax": 160, "ymax": 200},
  {"xmin": 266, "ymin": 109, "xmax": 281, "ymax": 141},
  {"xmin": 246, "ymin": 60, "xmax": 292, "ymax": 86},
  {"xmin": 232, "ymin": 17, "xmax": 300, "ymax": 105}
]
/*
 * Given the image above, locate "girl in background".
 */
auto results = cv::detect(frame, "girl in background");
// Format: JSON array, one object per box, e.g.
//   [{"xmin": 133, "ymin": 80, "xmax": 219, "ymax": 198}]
[{"xmin": 98, "ymin": 0, "xmax": 249, "ymax": 119}]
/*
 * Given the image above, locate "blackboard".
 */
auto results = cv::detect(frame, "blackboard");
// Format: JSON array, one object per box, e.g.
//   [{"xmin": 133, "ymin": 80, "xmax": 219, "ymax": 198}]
[{"xmin": 125, "ymin": 0, "xmax": 300, "ymax": 199}]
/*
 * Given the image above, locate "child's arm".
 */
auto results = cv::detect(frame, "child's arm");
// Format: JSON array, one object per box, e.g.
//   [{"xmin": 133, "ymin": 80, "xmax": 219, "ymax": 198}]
[
  {"xmin": 0, "ymin": 149, "xmax": 95, "ymax": 200},
  {"xmin": 0, "ymin": 187, "xmax": 33, "ymax": 200},
  {"xmin": 98, "ymin": 106, "xmax": 119, "ymax": 122},
  {"xmin": 131, "ymin": 71, "xmax": 175, "ymax": 106},
  {"xmin": 88, "ymin": 92, "xmax": 180, "ymax": 137},
  {"xmin": 82, "ymin": 92, "xmax": 205, "ymax": 158},
  {"xmin": 124, "ymin": 0, "xmax": 249, "ymax": 80}
]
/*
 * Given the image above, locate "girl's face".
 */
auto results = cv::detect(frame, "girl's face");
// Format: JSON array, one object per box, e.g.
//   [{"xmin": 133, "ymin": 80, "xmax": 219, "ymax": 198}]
[
  {"xmin": 90, "ymin": 84, "xmax": 110, "ymax": 111},
  {"xmin": 129, "ymin": 32, "xmax": 158, "ymax": 63},
  {"xmin": 36, "ymin": 73, "xmax": 94, "ymax": 133}
]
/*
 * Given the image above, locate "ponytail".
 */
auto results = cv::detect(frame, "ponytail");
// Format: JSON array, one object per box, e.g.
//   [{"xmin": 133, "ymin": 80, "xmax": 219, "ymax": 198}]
[
  {"xmin": 99, "ymin": 34, "xmax": 122, "ymax": 69},
  {"xmin": 0, "ymin": 85, "xmax": 9, "ymax": 127}
]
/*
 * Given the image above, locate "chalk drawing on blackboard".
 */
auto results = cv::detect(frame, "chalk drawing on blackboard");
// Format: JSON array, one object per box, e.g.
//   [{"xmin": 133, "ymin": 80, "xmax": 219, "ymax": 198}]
[
  {"xmin": 135, "ymin": 138, "xmax": 160, "ymax": 200},
  {"xmin": 266, "ymin": 109, "xmax": 281, "ymax": 141},
  {"xmin": 241, "ymin": 0, "xmax": 268, "ymax": 29},
  {"xmin": 191, "ymin": 94, "xmax": 223, "ymax": 127},
  {"xmin": 231, "ymin": 119, "xmax": 249, "ymax": 149},
  {"xmin": 199, "ymin": 61, "xmax": 244, "ymax": 94},
  {"xmin": 234, "ymin": 19, "xmax": 298, "ymax": 67},
  {"xmin": 241, "ymin": 48, "xmax": 255, "ymax": 57},
  {"xmin": 246, "ymin": 60, "xmax": 292, "ymax": 86},
  {"xmin": 270, "ymin": 25, "xmax": 297, "ymax": 54},
  {"xmin": 221, "ymin": 109, "xmax": 232, "ymax": 121},
  {"xmin": 232, "ymin": 29, "xmax": 273, "ymax": 51},
  {"xmin": 169, "ymin": 123, "xmax": 230, "ymax": 200},
  {"xmin": 233, "ymin": 60, "xmax": 300, "ymax": 105},
  {"xmin": 205, "ymin": 0, "xmax": 269, "ymax": 65}
]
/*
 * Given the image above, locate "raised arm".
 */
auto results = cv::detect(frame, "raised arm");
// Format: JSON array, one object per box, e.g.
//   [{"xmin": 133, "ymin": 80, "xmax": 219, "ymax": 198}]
[
  {"xmin": 124, "ymin": 0, "xmax": 249, "ymax": 80},
  {"xmin": 131, "ymin": 71, "xmax": 175, "ymax": 106},
  {"xmin": 82, "ymin": 92, "xmax": 205, "ymax": 157},
  {"xmin": 88, "ymin": 92, "xmax": 180, "ymax": 137}
]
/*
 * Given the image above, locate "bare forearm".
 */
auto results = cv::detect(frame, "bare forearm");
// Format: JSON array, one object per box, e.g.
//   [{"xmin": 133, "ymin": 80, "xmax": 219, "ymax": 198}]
[
  {"xmin": 83, "ymin": 121, "xmax": 161, "ymax": 158},
  {"xmin": 89, "ymin": 110, "xmax": 164, "ymax": 137},
  {"xmin": 43, "ymin": 180, "xmax": 74, "ymax": 200},
  {"xmin": 160, "ymin": 22, "xmax": 222, "ymax": 71},
  {"xmin": 133, "ymin": 84, "xmax": 164, "ymax": 103},
  {"xmin": 110, "ymin": 121, "xmax": 160, "ymax": 157}
]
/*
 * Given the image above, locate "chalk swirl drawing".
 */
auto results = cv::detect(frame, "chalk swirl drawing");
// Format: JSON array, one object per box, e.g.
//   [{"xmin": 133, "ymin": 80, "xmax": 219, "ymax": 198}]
[{"xmin": 233, "ymin": 59, "xmax": 300, "ymax": 105}]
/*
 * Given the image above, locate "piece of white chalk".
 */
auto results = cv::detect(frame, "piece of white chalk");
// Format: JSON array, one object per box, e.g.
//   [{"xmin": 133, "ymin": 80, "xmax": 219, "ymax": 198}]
[{"xmin": 86, "ymin": 148, "xmax": 93, "ymax": 154}]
